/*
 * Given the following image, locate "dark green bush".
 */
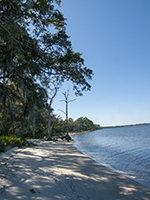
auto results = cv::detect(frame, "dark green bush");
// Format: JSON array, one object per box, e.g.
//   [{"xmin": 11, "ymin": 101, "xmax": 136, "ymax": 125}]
[{"xmin": 0, "ymin": 135, "xmax": 28, "ymax": 153}]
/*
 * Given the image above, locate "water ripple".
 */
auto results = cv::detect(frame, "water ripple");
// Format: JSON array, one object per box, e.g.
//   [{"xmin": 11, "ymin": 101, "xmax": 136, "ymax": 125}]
[{"xmin": 73, "ymin": 125, "xmax": 150, "ymax": 188}]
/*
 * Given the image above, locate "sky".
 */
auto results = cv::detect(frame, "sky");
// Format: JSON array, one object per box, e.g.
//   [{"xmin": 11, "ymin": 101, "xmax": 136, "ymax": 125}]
[{"xmin": 52, "ymin": 0, "xmax": 150, "ymax": 127}]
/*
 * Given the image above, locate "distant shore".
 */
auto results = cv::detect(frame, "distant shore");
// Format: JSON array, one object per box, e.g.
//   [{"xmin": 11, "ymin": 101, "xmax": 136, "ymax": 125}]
[
  {"xmin": 101, "ymin": 122, "xmax": 150, "ymax": 129},
  {"xmin": 0, "ymin": 139, "xmax": 150, "ymax": 199}
]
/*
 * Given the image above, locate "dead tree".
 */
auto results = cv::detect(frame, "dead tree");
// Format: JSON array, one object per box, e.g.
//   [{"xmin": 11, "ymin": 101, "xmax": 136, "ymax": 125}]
[{"xmin": 59, "ymin": 89, "xmax": 75, "ymax": 141}]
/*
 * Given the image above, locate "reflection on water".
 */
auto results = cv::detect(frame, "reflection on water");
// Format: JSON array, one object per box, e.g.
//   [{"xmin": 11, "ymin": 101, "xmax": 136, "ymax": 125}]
[{"xmin": 73, "ymin": 125, "xmax": 150, "ymax": 188}]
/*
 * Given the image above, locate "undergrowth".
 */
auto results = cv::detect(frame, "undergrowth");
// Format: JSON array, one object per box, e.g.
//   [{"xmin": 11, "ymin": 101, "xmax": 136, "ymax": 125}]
[{"xmin": 0, "ymin": 134, "xmax": 28, "ymax": 153}]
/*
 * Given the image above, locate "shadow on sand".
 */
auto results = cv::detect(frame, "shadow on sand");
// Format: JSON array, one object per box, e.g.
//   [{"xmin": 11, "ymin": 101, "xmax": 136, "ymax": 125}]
[{"xmin": 0, "ymin": 140, "xmax": 150, "ymax": 200}]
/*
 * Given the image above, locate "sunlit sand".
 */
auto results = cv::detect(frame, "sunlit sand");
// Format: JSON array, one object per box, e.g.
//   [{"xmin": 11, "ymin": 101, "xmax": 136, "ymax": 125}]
[{"xmin": 0, "ymin": 139, "xmax": 150, "ymax": 200}]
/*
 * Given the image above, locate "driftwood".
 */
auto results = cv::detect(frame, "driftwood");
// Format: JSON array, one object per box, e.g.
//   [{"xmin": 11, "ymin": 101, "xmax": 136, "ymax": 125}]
[
  {"xmin": 46, "ymin": 137, "xmax": 58, "ymax": 141},
  {"xmin": 61, "ymin": 135, "xmax": 72, "ymax": 142},
  {"xmin": 46, "ymin": 135, "xmax": 72, "ymax": 142}
]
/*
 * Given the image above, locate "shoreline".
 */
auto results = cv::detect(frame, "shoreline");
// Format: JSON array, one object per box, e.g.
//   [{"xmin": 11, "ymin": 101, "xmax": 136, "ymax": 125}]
[
  {"xmin": 101, "ymin": 122, "xmax": 150, "ymax": 129},
  {"xmin": 71, "ymin": 131, "xmax": 149, "ymax": 188},
  {"xmin": 0, "ymin": 139, "xmax": 150, "ymax": 199}
]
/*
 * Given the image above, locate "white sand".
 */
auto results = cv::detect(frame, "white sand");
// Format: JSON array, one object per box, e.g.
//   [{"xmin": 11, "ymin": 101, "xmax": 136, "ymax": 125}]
[{"xmin": 0, "ymin": 139, "xmax": 150, "ymax": 200}]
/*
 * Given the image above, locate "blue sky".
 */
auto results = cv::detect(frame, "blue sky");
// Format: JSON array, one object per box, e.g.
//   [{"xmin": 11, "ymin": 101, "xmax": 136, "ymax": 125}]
[{"xmin": 52, "ymin": 0, "xmax": 150, "ymax": 126}]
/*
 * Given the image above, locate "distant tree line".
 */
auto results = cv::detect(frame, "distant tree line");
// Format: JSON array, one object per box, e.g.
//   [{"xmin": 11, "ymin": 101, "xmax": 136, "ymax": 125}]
[
  {"xmin": 20, "ymin": 112, "xmax": 101, "ymax": 138},
  {"xmin": 41, "ymin": 114, "xmax": 100, "ymax": 138}
]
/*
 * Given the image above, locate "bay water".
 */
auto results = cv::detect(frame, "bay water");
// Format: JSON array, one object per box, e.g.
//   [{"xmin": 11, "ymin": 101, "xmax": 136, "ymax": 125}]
[{"xmin": 73, "ymin": 124, "xmax": 150, "ymax": 188}]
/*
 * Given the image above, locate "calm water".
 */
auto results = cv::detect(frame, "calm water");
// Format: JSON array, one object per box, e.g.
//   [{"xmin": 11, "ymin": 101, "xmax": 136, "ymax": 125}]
[{"xmin": 73, "ymin": 124, "xmax": 150, "ymax": 188}]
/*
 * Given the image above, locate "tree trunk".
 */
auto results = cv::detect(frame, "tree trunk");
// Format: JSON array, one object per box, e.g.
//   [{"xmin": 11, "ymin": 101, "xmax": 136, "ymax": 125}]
[
  {"xmin": 48, "ymin": 108, "xmax": 51, "ymax": 139},
  {"xmin": 66, "ymin": 102, "xmax": 69, "ymax": 141},
  {"xmin": 30, "ymin": 104, "xmax": 35, "ymax": 138},
  {"xmin": 32, "ymin": 110, "xmax": 35, "ymax": 138}
]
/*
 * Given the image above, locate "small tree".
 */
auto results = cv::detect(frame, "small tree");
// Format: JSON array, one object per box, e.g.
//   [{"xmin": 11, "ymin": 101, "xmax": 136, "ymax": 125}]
[
  {"xmin": 47, "ymin": 88, "xmax": 58, "ymax": 140},
  {"xmin": 59, "ymin": 89, "xmax": 75, "ymax": 141},
  {"xmin": 46, "ymin": 78, "xmax": 61, "ymax": 140}
]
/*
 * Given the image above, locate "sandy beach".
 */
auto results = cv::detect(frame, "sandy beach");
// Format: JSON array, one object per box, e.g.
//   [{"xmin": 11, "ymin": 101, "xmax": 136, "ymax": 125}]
[{"xmin": 0, "ymin": 139, "xmax": 150, "ymax": 200}]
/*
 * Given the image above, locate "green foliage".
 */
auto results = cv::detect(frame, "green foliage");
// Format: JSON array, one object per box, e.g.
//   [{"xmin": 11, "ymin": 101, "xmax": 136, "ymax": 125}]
[
  {"xmin": 49, "ymin": 115, "xmax": 100, "ymax": 135},
  {"xmin": 0, "ymin": 113, "xmax": 100, "ymax": 152},
  {"xmin": 0, "ymin": 134, "xmax": 28, "ymax": 153},
  {"xmin": 0, "ymin": 0, "xmax": 93, "ymax": 139},
  {"xmin": 74, "ymin": 117, "xmax": 100, "ymax": 132}
]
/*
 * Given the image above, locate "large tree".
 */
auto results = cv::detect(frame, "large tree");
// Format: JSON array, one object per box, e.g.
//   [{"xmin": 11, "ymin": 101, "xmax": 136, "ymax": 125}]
[{"xmin": 0, "ymin": 0, "xmax": 93, "ymax": 136}]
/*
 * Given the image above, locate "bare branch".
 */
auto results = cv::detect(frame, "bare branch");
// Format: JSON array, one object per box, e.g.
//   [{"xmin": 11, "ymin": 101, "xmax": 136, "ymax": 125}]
[
  {"xmin": 49, "ymin": 87, "xmax": 58, "ymax": 106},
  {"xmin": 59, "ymin": 89, "xmax": 76, "ymax": 141},
  {"xmin": 58, "ymin": 109, "xmax": 66, "ymax": 115},
  {"xmin": 68, "ymin": 99, "xmax": 76, "ymax": 103},
  {"xmin": 60, "ymin": 89, "xmax": 76, "ymax": 103}
]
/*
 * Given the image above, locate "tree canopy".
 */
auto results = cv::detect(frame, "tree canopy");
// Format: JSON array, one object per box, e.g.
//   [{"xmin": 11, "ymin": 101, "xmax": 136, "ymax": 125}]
[
  {"xmin": 0, "ymin": 0, "xmax": 94, "ymax": 137},
  {"xmin": 74, "ymin": 117, "xmax": 100, "ymax": 132},
  {"xmin": 0, "ymin": 0, "xmax": 93, "ymax": 95}
]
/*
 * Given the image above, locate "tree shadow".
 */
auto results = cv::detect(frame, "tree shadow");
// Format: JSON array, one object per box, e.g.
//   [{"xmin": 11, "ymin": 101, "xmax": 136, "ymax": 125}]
[{"xmin": 0, "ymin": 140, "xmax": 150, "ymax": 200}]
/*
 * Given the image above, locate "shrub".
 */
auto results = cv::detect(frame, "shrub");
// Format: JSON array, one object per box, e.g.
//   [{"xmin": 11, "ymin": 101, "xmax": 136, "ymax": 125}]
[{"xmin": 0, "ymin": 135, "xmax": 28, "ymax": 153}]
